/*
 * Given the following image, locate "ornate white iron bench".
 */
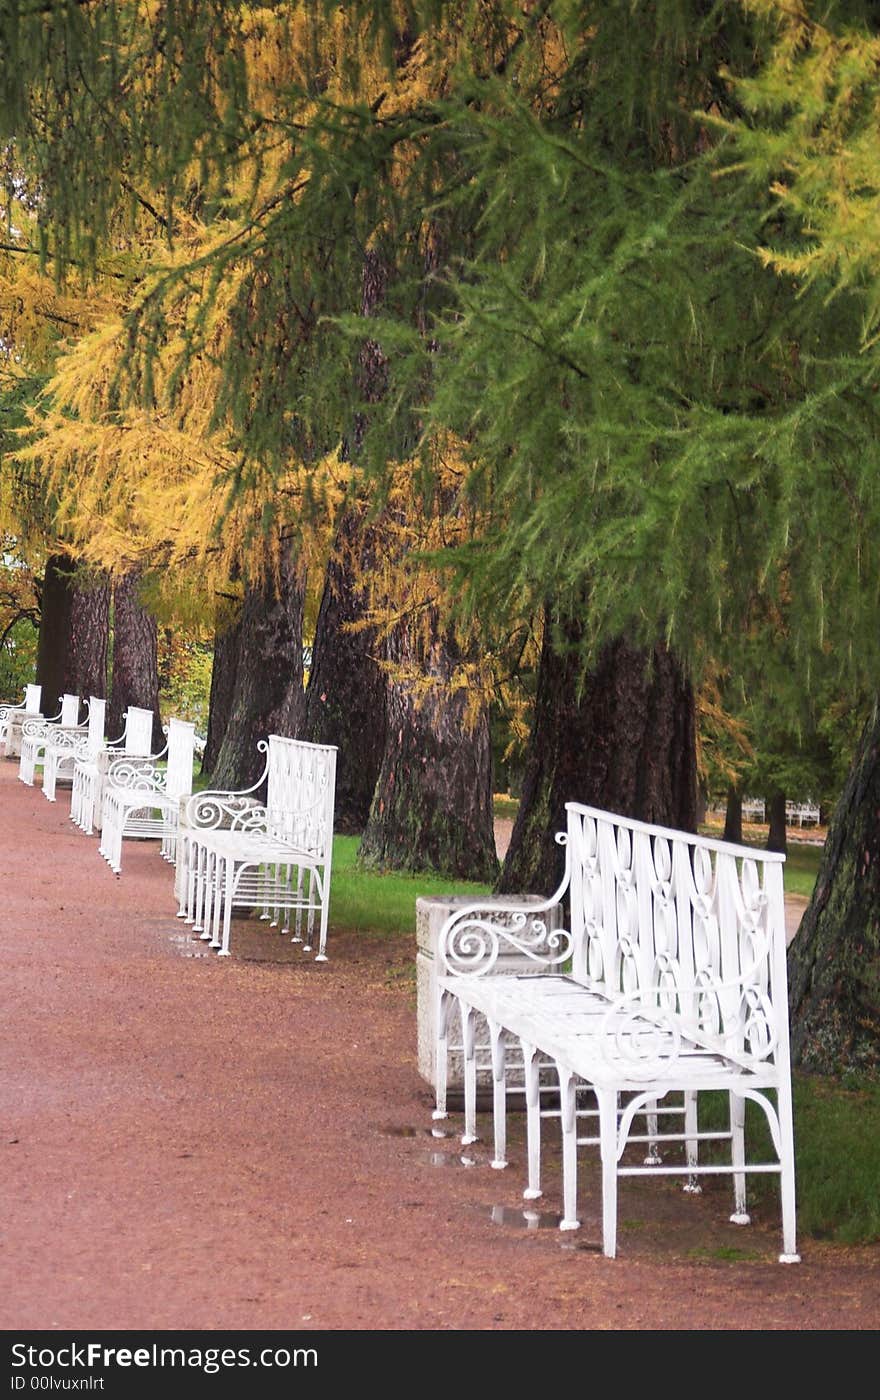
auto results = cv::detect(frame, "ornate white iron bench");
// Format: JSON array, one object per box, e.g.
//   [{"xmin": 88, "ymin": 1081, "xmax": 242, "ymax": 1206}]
[
  {"xmin": 99, "ymin": 717, "xmax": 196, "ymax": 874},
  {"xmin": 19, "ymin": 693, "xmax": 82, "ymax": 786},
  {"xmin": 0, "ymin": 683, "xmax": 41, "ymax": 756},
  {"xmin": 179, "ymin": 735, "xmax": 337, "ymax": 961},
  {"xmin": 42, "ymin": 696, "xmax": 106, "ymax": 801},
  {"xmin": 435, "ymin": 803, "xmax": 799, "ymax": 1263},
  {"xmin": 70, "ymin": 705, "xmax": 155, "ymax": 835}
]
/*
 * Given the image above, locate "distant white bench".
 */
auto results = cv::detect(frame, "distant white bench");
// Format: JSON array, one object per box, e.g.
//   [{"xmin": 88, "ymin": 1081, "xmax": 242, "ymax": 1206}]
[
  {"xmin": 70, "ymin": 705, "xmax": 155, "ymax": 835},
  {"xmin": 435, "ymin": 803, "xmax": 799, "ymax": 1262},
  {"xmin": 99, "ymin": 717, "xmax": 196, "ymax": 874},
  {"xmin": 0, "ymin": 683, "xmax": 41, "ymax": 756},
  {"xmin": 19, "ymin": 694, "xmax": 82, "ymax": 786},
  {"xmin": 42, "ymin": 696, "xmax": 106, "ymax": 801},
  {"xmin": 179, "ymin": 735, "xmax": 337, "ymax": 961},
  {"xmin": 786, "ymin": 800, "xmax": 821, "ymax": 828}
]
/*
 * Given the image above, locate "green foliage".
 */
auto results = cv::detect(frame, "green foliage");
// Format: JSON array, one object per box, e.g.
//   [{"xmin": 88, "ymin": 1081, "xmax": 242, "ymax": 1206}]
[
  {"xmin": 0, "ymin": 614, "xmax": 36, "ymax": 697},
  {"xmin": 157, "ymin": 632, "xmax": 213, "ymax": 732}
]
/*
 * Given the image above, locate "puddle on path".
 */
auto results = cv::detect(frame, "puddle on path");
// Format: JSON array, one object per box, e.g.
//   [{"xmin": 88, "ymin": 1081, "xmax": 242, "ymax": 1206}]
[
  {"xmin": 381, "ymin": 1125, "xmax": 453, "ymax": 1140},
  {"xmin": 167, "ymin": 933, "xmax": 213, "ymax": 959},
  {"xmin": 488, "ymin": 1205, "xmax": 564, "ymax": 1231}
]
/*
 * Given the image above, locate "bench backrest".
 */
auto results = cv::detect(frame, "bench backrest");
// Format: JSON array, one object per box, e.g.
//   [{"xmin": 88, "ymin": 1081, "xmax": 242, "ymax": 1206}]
[
  {"xmin": 165, "ymin": 719, "xmax": 195, "ymax": 800},
  {"xmin": 85, "ymin": 697, "xmax": 106, "ymax": 754},
  {"xmin": 60, "ymin": 693, "xmax": 81, "ymax": 728},
  {"xmin": 264, "ymin": 735, "xmax": 337, "ymax": 858},
  {"xmin": 24, "ymin": 684, "xmax": 41, "ymax": 715},
  {"xmin": 122, "ymin": 706, "xmax": 154, "ymax": 756},
  {"xmin": 564, "ymin": 803, "xmax": 789, "ymax": 1070}
]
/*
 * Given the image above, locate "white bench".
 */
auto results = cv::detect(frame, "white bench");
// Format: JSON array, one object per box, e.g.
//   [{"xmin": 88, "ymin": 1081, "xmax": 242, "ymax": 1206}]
[
  {"xmin": 435, "ymin": 802, "xmax": 799, "ymax": 1263},
  {"xmin": 179, "ymin": 735, "xmax": 337, "ymax": 961},
  {"xmin": 19, "ymin": 694, "xmax": 82, "ymax": 786},
  {"xmin": 42, "ymin": 696, "xmax": 106, "ymax": 801},
  {"xmin": 0, "ymin": 683, "xmax": 42, "ymax": 755},
  {"xmin": 70, "ymin": 705, "xmax": 155, "ymax": 834},
  {"xmin": 99, "ymin": 717, "xmax": 196, "ymax": 874},
  {"xmin": 786, "ymin": 800, "xmax": 821, "ymax": 828}
]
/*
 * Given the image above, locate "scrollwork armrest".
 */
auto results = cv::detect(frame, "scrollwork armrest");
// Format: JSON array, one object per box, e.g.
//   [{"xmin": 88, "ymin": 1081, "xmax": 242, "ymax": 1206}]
[
  {"xmin": 106, "ymin": 758, "xmax": 166, "ymax": 793},
  {"xmin": 439, "ymin": 897, "xmax": 571, "ymax": 978},
  {"xmin": 184, "ymin": 791, "xmax": 264, "ymax": 831},
  {"xmin": 22, "ymin": 717, "xmax": 52, "ymax": 741}
]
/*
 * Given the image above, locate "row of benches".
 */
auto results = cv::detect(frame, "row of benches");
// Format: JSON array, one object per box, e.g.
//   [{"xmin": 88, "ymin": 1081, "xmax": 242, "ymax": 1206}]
[{"xmin": 4, "ymin": 685, "xmax": 338, "ymax": 961}]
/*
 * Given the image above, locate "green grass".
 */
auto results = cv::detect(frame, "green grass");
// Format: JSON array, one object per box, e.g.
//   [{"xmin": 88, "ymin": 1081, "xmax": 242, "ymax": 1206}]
[
  {"xmin": 330, "ymin": 835, "xmax": 492, "ymax": 934},
  {"xmin": 780, "ymin": 841, "xmax": 823, "ymax": 899},
  {"xmin": 698, "ymin": 1077, "xmax": 880, "ymax": 1245}
]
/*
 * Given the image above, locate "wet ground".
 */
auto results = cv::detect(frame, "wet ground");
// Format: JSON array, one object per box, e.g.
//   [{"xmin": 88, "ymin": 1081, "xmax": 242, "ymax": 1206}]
[{"xmin": 1, "ymin": 762, "xmax": 877, "ymax": 1331}]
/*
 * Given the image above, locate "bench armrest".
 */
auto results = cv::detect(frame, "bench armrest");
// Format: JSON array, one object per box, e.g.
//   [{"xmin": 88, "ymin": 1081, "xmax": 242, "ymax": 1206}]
[
  {"xmin": 439, "ymin": 897, "xmax": 572, "ymax": 977},
  {"xmin": 106, "ymin": 757, "xmax": 166, "ymax": 793}
]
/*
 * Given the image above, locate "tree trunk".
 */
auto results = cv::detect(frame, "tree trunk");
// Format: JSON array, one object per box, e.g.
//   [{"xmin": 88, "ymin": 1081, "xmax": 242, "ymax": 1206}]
[
  {"xmin": 201, "ymin": 607, "xmax": 243, "ymax": 778},
  {"xmin": 498, "ymin": 614, "xmax": 698, "ymax": 896},
  {"xmin": 35, "ymin": 554, "xmax": 109, "ymax": 719},
  {"xmin": 358, "ymin": 614, "xmax": 498, "ymax": 881},
  {"xmin": 723, "ymin": 787, "xmax": 743, "ymax": 845},
  {"xmin": 304, "ymin": 510, "xmax": 387, "ymax": 834},
  {"xmin": 788, "ymin": 705, "xmax": 880, "ymax": 1074},
  {"xmin": 107, "ymin": 570, "xmax": 163, "ymax": 750},
  {"xmin": 767, "ymin": 790, "xmax": 787, "ymax": 854},
  {"xmin": 210, "ymin": 536, "xmax": 306, "ymax": 792}
]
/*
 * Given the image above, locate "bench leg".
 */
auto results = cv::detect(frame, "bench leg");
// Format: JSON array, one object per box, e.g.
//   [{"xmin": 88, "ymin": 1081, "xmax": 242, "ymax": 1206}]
[
  {"xmin": 559, "ymin": 1067, "xmax": 580, "ymax": 1232},
  {"xmin": 597, "ymin": 1087, "xmax": 619, "ymax": 1258},
  {"xmin": 729, "ymin": 1091, "xmax": 750, "ymax": 1224},
  {"xmin": 644, "ymin": 1097, "xmax": 662, "ymax": 1165},
  {"xmin": 218, "ymin": 856, "xmax": 235, "ymax": 956},
  {"xmin": 682, "ymin": 1090, "xmax": 702, "ymax": 1193},
  {"xmin": 432, "ymin": 991, "xmax": 452, "ymax": 1121},
  {"xmin": 461, "ymin": 1007, "xmax": 479, "ymax": 1146},
  {"xmin": 488, "ymin": 1021, "xmax": 507, "ymax": 1170},
  {"xmin": 433, "ymin": 991, "xmax": 453, "ymax": 1121},
  {"xmin": 777, "ymin": 1081, "xmax": 801, "ymax": 1263},
  {"xmin": 522, "ymin": 1042, "xmax": 542, "ymax": 1200}
]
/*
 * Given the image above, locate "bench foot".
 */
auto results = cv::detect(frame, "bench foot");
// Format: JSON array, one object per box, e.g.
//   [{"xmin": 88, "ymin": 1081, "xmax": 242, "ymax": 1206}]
[
  {"xmin": 559, "ymin": 1218, "xmax": 580, "ymax": 1232},
  {"xmin": 217, "ymin": 950, "xmax": 231, "ymax": 957},
  {"xmin": 461, "ymin": 1133, "xmax": 479, "ymax": 1146},
  {"xmin": 779, "ymin": 1253, "xmax": 801, "ymax": 1264},
  {"xmin": 643, "ymin": 1151, "xmax": 662, "ymax": 1166},
  {"xmin": 490, "ymin": 1159, "xmax": 507, "ymax": 1170},
  {"xmin": 729, "ymin": 1212, "xmax": 751, "ymax": 1226},
  {"xmin": 682, "ymin": 1182, "xmax": 703, "ymax": 1194},
  {"xmin": 314, "ymin": 953, "xmax": 328, "ymax": 963},
  {"xmin": 432, "ymin": 1109, "xmax": 448, "ymax": 1121},
  {"xmin": 522, "ymin": 1187, "xmax": 542, "ymax": 1200}
]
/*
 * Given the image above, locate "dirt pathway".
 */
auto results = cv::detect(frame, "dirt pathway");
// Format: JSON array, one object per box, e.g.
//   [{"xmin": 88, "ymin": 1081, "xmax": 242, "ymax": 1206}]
[{"xmin": 1, "ymin": 763, "xmax": 877, "ymax": 1331}]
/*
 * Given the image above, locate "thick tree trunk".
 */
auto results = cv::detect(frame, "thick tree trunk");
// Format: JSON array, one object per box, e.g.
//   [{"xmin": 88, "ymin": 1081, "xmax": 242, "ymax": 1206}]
[
  {"xmin": 767, "ymin": 790, "xmax": 787, "ymax": 854},
  {"xmin": 304, "ymin": 510, "xmax": 387, "ymax": 834},
  {"xmin": 358, "ymin": 615, "xmax": 498, "ymax": 881},
  {"xmin": 723, "ymin": 787, "xmax": 743, "ymax": 845},
  {"xmin": 201, "ymin": 608, "xmax": 243, "ymax": 778},
  {"xmin": 107, "ymin": 571, "xmax": 163, "ymax": 750},
  {"xmin": 35, "ymin": 554, "xmax": 109, "ymax": 718},
  {"xmin": 498, "ymin": 614, "xmax": 698, "ymax": 896},
  {"xmin": 788, "ymin": 705, "xmax": 880, "ymax": 1074},
  {"xmin": 210, "ymin": 536, "xmax": 306, "ymax": 792}
]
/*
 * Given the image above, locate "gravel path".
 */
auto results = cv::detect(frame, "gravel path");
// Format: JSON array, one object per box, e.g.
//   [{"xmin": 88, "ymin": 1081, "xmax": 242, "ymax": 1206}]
[{"xmin": 1, "ymin": 762, "xmax": 877, "ymax": 1331}]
